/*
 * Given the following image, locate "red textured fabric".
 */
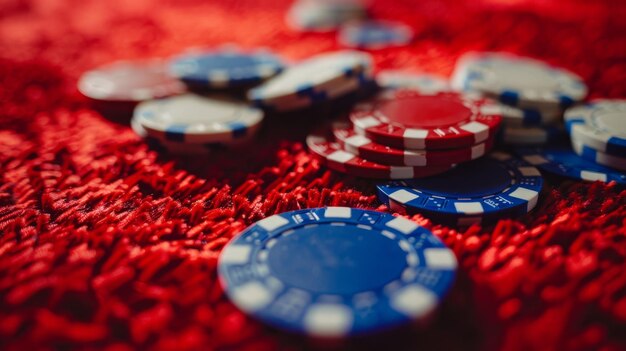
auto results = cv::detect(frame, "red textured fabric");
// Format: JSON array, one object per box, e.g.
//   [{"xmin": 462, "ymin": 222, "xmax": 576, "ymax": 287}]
[{"xmin": 1, "ymin": 0, "xmax": 626, "ymax": 350}]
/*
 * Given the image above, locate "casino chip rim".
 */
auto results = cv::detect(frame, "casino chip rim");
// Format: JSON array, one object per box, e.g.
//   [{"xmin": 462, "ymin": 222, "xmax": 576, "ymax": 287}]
[
  {"xmin": 572, "ymin": 139, "xmax": 626, "ymax": 171},
  {"xmin": 564, "ymin": 100, "xmax": 626, "ymax": 156},
  {"xmin": 376, "ymin": 152, "xmax": 544, "ymax": 225},
  {"xmin": 338, "ymin": 20, "xmax": 414, "ymax": 49},
  {"xmin": 332, "ymin": 122, "xmax": 494, "ymax": 166},
  {"xmin": 78, "ymin": 60, "xmax": 186, "ymax": 102},
  {"xmin": 375, "ymin": 70, "xmax": 451, "ymax": 94},
  {"xmin": 515, "ymin": 146, "xmax": 626, "ymax": 185},
  {"xmin": 134, "ymin": 93, "xmax": 263, "ymax": 144},
  {"xmin": 451, "ymin": 52, "xmax": 588, "ymax": 110},
  {"xmin": 306, "ymin": 131, "xmax": 454, "ymax": 179},
  {"xmin": 350, "ymin": 89, "xmax": 503, "ymax": 150},
  {"xmin": 499, "ymin": 124, "xmax": 566, "ymax": 145},
  {"xmin": 248, "ymin": 50, "xmax": 373, "ymax": 106},
  {"xmin": 169, "ymin": 47, "xmax": 285, "ymax": 88},
  {"xmin": 218, "ymin": 207, "xmax": 457, "ymax": 337}
]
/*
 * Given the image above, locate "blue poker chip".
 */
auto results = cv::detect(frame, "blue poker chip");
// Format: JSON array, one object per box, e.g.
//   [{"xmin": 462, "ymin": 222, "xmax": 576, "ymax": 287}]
[
  {"xmin": 170, "ymin": 47, "xmax": 285, "ymax": 89},
  {"xmin": 338, "ymin": 21, "xmax": 414, "ymax": 49},
  {"xmin": 572, "ymin": 139, "xmax": 626, "ymax": 171},
  {"xmin": 218, "ymin": 207, "xmax": 457, "ymax": 337},
  {"xmin": 516, "ymin": 145, "xmax": 626, "ymax": 185},
  {"xmin": 377, "ymin": 152, "xmax": 543, "ymax": 226},
  {"xmin": 564, "ymin": 99, "xmax": 626, "ymax": 157}
]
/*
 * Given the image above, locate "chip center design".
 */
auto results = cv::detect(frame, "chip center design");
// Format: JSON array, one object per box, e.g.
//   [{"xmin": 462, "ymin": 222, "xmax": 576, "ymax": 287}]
[
  {"xmin": 267, "ymin": 224, "xmax": 408, "ymax": 295},
  {"xmin": 377, "ymin": 95, "xmax": 472, "ymax": 128}
]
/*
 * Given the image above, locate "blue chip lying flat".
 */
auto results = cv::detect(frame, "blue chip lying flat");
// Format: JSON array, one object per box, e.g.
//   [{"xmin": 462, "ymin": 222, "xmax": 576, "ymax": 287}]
[
  {"xmin": 564, "ymin": 99, "xmax": 626, "ymax": 157},
  {"xmin": 516, "ymin": 145, "xmax": 626, "ymax": 185},
  {"xmin": 134, "ymin": 93, "xmax": 263, "ymax": 144},
  {"xmin": 338, "ymin": 21, "xmax": 414, "ymax": 49},
  {"xmin": 170, "ymin": 47, "xmax": 285, "ymax": 89},
  {"xmin": 218, "ymin": 207, "xmax": 457, "ymax": 337},
  {"xmin": 377, "ymin": 152, "xmax": 543, "ymax": 226},
  {"xmin": 571, "ymin": 139, "xmax": 626, "ymax": 171}
]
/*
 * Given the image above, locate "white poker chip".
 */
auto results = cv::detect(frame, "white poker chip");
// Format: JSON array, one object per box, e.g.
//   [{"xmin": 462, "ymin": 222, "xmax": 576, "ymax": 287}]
[
  {"xmin": 134, "ymin": 94, "xmax": 263, "ymax": 144},
  {"xmin": 248, "ymin": 50, "xmax": 373, "ymax": 107},
  {"xmin": 564, "ymin": 99, "xmax": 626, "ymax": 157},
  {"xmin": 376, "ymin": 70, "xmax": 450, "ymax": 94},
  {"xmin": 572, "ymin": 139, "xmax": 626, "ymax": 171},
  {"xmin": 451, "ymin": 52, "xmax": 587, "ymax": 110},
  {"xmin": 286, "ymin": 0, "xmax": 368, "ymax": 32}
]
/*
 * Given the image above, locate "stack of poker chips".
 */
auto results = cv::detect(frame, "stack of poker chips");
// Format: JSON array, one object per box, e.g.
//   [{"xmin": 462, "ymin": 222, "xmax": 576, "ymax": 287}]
[
  {"xmin": 564, "ymin": 100, "xmax": 626, "ymax": 172},
  {"xmin": 78, "ymin": 48, "xmax": 378, "ymax": 154},
  {"xmin": 451, "ymin": 52, "xmax": 588, "ymax": 146}
]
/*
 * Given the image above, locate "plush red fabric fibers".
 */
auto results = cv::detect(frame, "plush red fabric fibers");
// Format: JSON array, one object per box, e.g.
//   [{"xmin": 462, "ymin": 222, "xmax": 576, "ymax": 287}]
[{"xmin": 1, "ymin": 0, "xmax": 625, "ymax": 350}]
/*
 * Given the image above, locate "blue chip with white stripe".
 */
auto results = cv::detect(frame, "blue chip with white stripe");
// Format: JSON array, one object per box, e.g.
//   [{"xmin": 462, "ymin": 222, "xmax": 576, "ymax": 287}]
[
  {"xmin": 516, "ymin": 145, "xmax": 626, "ymax": 185},
  {"xmin": 377, "ymin": 152, "xmax": 543, "ymax": 226},
  {"xmin": 564, "ymin": 99, "xmax": 626, "ymax": 157},
  {"xmin": 451, "ymin": 52, "xmax": 587, "ymax": 111},
  {"xmin": 338, "ymin": 21, "xmax": 414, "ymax": 49},
  {"xmin": 134, "ymin": 93, "xmax": 263, "ymax": 143},
  {"xmin": 170, "ymin": 47, "xmax": 285, "ymax": 89},
  {"xmin": 218, "ymin": 207, "xmax": 457, "ymax": 337}
]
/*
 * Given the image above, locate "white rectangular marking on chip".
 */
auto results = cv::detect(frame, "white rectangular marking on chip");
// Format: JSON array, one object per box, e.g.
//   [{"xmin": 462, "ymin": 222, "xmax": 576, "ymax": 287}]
[
  {"xmin": 518, "ymin": 166, "xmax": 541, "ymax": 177},
  {"xmin": 390, "ymin": 167, "xmax": 415, "ymax": 179},
  {"xmin": 220, "ymin": 244, "xmax": 253, "ymax": 265},
  {"xmin": 325, "ymin": 207, "xmax": 352, "ymax": 218},
  {"xmin": 257, "ymin": 215, "xmax": 290, "ymax": 231},
  {"xmin": 454, "ymin": 202, "xmax": 484, "ymax": 214},
  {"xmin": 460, "ymin": 121, "xmax": 489, "ymax": 143},
  {"xmin": 303, "ymin": 304, "xmax": 353, "ymax": 337},
  {"xmin": 471, "ymin": 143, "xmax": 485, "ymax": 158},
  {"xmin": 355, "ymin": 116, "xmax": 381, "ymax": 129},
  {"xmin": 424, "ymin": 248, "xmax": 458, "ymax": 269},
  {"xmin": 346, "ymin": 134, "xmax": 371, "ymax": 147},
  {"xmin": 390, "ymin": 285, "xmax": 437, "ymax": 318},
  {"xmin": 327, "ymin": 150, "xmax": 354, "ymax": 165},
  {"xmin": 403, "ymin": 129, "xmax": 427, "ymax": 149},
  {"xmin": 523, "ymin": 155, "xmax": 547, "ymax": 165},
  {"xmin": 389, "ymin": 190, "xmax": 419, "ymax": 204},
  {"xmin": 357, "ymin": 224, "xmax": 372, "ymax": 230},
  {"xmin": 232, "ymin": 282, "xmax": 274, "ymax": 312},
  {"xmin": 385, "ymin": 217, "xmax": 419, "ymax": 234},
  {"xmin": 509, "ymin": 187, "xmax": 539, "ymax": 211},
  {"xmin": 581, "ymin": 170, "xmax": 607, "ymax": 182}
]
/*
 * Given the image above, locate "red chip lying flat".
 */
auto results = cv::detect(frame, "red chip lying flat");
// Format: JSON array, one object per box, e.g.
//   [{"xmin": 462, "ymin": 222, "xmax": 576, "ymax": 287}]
[
  {"xmin": 333, "ymin": 121, "xmax": 495, "ymax": 166},
  {"xmin": 350, "ymin": 89, "xmax": 502, "ymax": 150},
  {"xmin": 306, "ymin": 131, "xmax": 453, "ymax": 179}
]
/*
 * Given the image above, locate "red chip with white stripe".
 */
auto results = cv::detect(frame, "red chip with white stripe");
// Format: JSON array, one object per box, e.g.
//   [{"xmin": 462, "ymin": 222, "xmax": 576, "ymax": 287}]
[
  {"xmin": 332, "ymin": 122, "xmax": 494, "ymax": 166},
  {"xmin": 306, "ymin": 131, "xmax": 453, "ymax": 179},
  {"xmin": 349, "ymin": 89, "xmax": 502, "ymax": 150}
]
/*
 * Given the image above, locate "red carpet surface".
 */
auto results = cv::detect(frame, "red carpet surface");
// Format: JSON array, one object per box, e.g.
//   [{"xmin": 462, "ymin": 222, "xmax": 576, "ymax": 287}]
[{"xmin": 1, "ymin": 0, "xmax": 626, "ymax": 350}]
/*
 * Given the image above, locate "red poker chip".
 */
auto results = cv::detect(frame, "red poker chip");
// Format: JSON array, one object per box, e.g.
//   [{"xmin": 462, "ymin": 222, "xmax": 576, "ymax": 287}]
[
  {"xmin": 349, "ymin": 89, "xmax": 502, "ymax": 150},
  {"xmin": 332, "ymin": 121, "xmax": 495, "ymax": 166},
  {"xmin": 306, "ymin": 131, "xmax": 453, "ymax": 179},
  {"xmin": 78, "ymin": 60, "xmax": 186, "ymax": 102}
]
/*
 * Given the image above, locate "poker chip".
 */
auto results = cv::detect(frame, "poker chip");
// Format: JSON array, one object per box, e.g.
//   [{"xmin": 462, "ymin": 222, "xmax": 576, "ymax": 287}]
[
  {"xmin": 451, "ymin": 52, "xmax": 587, "ymax": 110},
  {"xmin": 496, "ymin": 103, "xmax": 562, "ymax": 126},
  {"xmin": 376, "ymin": 70, "xmax": 450, "ymax": 94},
  {"xmin": 218, "ymin": 207, "xmax": 457, "ymax": 337},
  {"xmin": 564, "ymin": 100, "xmax": 626, "ymax": 157},
  {"xmin": 286, "ymin": 0, "xmax": 368, "ymax": 32},
  {"xmin": 134, "ymin": 94, "xmax": 263, "ymax": 144},
  {"xmin": 131, "ymin": 116, "xmax": 217, "ymax": 154},
  {"xmin": 169, "ymin": 47, "xmax": 285, "ymax": 89},
  {"xmin": 248, "ymin": 51, "xmax": 373, "ymax": 111},
  {"xmin": 572, "ymin": 139, "xmax": 626, "ymax": 171},
  {"xmin": 332, "ymin": 122, "xmax": 493, "ymax": 166},
  {"xmin": 350, "ymin": 89, "xmax": 502, "ymax": 150},
  {"xmin": 498, "ymin": 124, "xmax": 566, "ymax": 145},
  {"xmin": 78, "ymin": 60, "xmax": 185, "ymax": 102},
  {"xmin": 377, "ymin": 152, "xmax": 543, "ymax": 226},
  {"xmin": 516, "ymin": 146, "xmax": 626, "ymax": 185},
  {"xmin": 307, "ymin": 132, "xmax": 453, "ymax": 179},
  {"xmin": 338, "ymin": 20, "xmax": 414, "ymax": 49}
]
